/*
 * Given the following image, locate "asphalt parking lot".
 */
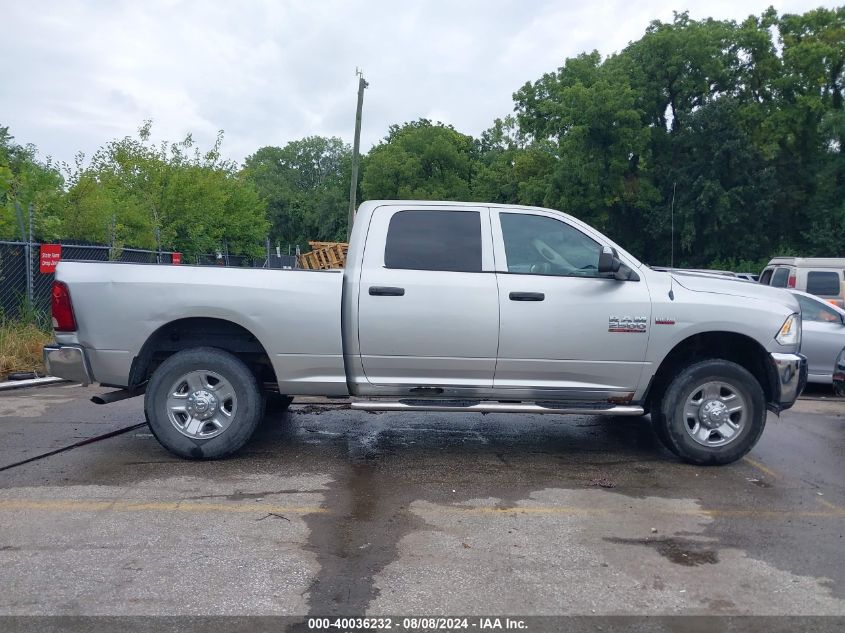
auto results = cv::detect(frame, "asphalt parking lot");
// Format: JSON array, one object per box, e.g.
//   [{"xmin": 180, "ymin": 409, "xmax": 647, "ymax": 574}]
[{"xmin": 0, "ymin": 383, "xmax": 843, "ymax": 619}]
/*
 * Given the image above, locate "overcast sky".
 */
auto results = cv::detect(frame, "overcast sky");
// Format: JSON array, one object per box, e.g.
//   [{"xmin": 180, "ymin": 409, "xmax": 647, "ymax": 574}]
[{"xmin": 2, "ymin": 0, "xmax": 836, "ymax": 168}]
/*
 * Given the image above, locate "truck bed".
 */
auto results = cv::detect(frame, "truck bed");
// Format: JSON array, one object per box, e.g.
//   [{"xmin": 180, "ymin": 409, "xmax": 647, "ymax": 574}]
[{"xmin": 55, "ymin": 262, "xmax": 348, "ymax": 395}]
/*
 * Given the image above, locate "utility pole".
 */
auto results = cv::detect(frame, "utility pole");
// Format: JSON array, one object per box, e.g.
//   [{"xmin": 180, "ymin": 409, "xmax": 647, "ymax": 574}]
[{"xmin": 347, "ymin": 68, "xmax": 368, "ymax": 241}]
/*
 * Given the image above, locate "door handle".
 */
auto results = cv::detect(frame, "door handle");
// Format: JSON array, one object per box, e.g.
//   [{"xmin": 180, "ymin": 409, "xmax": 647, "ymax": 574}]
[
  {"xmin": 369, "ymin": 286, "xmax": 405, "ymax": 296},
  {"xmin": 509, "ymin": 291, "xmax": 545, "ymax": 301}
]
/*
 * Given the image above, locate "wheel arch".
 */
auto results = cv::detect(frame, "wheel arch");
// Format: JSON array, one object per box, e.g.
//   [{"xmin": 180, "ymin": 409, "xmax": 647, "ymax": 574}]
[
  {"xmin": 128, "ymin": 317, "xmax": 279, "ymax": 392},
  {"xmin": 645, "ymin": 331, "xmax": 776, "ymax": 411}
]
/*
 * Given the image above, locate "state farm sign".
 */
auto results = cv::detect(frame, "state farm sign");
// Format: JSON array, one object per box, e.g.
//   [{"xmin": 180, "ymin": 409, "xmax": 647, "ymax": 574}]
[{"xmin": 39, "ymin": 244, "xmax": 62, "ymax": 273}]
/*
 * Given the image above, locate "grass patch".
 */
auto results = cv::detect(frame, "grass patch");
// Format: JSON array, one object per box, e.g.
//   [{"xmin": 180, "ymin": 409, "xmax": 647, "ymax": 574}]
[{"xmin": 0, "ymin": 318, "xmax": 53, "ymax": 380}]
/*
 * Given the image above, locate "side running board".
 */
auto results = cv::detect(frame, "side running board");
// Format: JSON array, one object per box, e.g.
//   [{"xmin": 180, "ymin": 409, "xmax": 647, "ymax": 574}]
[{"xmin": 350, "ymin": 399, "xmax": 644, "ymax": 416}]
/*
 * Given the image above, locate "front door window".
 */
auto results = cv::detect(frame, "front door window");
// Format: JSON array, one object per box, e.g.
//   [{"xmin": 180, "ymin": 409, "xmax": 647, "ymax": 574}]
[{"xmin": 499, "ymin": 213, "xmax": 602, "ymax": 277}]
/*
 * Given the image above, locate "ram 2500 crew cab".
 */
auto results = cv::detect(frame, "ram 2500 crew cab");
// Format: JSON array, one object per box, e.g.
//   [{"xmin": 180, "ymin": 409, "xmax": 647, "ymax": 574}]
[{"xmin": 44, "ymin": 200, "xmax": 807, "ymax": 464}]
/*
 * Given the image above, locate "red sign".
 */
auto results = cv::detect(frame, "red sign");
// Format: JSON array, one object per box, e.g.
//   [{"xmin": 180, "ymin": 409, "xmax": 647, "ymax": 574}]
[
  {"xmin": 39, "ymin": 244, "xmax": 62, "ymax": 273},
  {"xmin": 172, "ymin": 252, "xmax": 181, "ymax": 265}
]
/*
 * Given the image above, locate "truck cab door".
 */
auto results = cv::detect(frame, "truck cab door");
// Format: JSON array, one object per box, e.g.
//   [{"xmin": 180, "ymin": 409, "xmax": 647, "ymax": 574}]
[
  {"xmin": 356, "ymin": 205, "xmax": 499, "ymax": 393},
  {"xmin": 491, "ymin": 209, "xmax": 652, "ymax": 400}
]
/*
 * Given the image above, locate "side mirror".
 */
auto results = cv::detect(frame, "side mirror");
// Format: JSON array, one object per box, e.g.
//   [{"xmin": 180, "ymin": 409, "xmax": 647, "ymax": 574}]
[{"xmin": 598, "ymin": 247, "xmax": 622, "ymax": 275}]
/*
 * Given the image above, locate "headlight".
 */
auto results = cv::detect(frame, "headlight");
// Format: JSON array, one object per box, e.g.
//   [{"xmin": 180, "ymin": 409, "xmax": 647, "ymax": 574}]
[{"xmin": 775, "ymin": 313, "xmax": 801, "ymax": 347}]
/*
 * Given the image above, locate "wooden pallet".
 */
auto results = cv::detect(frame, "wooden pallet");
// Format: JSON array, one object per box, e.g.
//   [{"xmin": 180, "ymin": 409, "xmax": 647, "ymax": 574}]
[{"xmin": 298, "ymin": 241, "xmax": 349, "ymax": 270}]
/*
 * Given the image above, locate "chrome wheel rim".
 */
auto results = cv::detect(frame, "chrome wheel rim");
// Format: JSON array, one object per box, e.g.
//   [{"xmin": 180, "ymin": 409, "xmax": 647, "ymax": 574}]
[
  {"xmin": 166, "ymin": 370, "xmax": 237, "ymax": 439},
  {"xmin": 683, "ymin": 381, "xmax": 747, "ymax": 448}
]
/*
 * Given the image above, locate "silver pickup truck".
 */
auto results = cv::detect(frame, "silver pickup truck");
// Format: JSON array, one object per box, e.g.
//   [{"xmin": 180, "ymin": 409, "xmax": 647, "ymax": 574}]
[{"xmin": 44, "ymin": 200, "xmax": 807, "ymax": 465}]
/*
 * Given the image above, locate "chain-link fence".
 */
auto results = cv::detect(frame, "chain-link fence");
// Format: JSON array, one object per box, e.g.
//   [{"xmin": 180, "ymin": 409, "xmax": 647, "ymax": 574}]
[{"xmin": 0, "ymin": 240, "xmax": 298, "ymax": 322}]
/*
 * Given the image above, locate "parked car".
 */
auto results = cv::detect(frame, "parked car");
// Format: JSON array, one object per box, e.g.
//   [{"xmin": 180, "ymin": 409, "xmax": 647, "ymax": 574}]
[
  {"xmin": 760, "ymin": 257, "xmax": 845, "ymax": 307},
  {"xmin": 44, "ymin": 200, "xmax": 807, "ymax": 465},
  {"xmin": 735, "ymin": 273, "xmax": 759, "ymax": 282},
  {"xmin": 650, "ymin": 267, "xmax": 738, "ymax": 278},
  {"xmin": 788, "ymin": 290, "xmax": 845, "ymax": 384},
  {"xmin": 680, "ymin": 268, "xmax": 738, "ymax": 277},
  {"xmin": 650, "ymin": 268, "xmax": 757, "ymax": 282}
]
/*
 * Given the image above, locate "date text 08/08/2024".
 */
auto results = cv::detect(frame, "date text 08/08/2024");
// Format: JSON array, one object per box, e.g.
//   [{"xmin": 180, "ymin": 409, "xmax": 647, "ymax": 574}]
[{"xmin": 307, "ymin": 617, "xmax": 527, "ymax": 630}]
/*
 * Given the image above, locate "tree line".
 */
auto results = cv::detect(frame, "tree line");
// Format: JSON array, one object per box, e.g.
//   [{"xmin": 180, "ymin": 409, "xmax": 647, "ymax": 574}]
[{"xmin": 2, "ymin": 7, "xmax": 843, "ymax": 268}]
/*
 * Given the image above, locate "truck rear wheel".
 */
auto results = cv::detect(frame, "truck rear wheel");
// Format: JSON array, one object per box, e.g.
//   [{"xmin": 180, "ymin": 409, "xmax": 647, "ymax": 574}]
[
  {"xmin": 144, "ymin": 347, "xmax": 262, "ymax": 459},
  {"xmin": 656, "ymin": 359, "xmax": 766, "ymax": 465}
]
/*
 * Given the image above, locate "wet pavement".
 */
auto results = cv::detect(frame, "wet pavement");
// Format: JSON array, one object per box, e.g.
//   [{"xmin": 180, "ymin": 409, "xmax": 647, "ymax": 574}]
[{"xmin": 0, "ymin": 383, "xmax": 843, "ymax": 616}]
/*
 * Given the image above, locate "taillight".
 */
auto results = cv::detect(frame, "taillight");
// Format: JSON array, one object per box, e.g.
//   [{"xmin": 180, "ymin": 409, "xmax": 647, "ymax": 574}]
[
  {"xmin": 787, "ymin": 274, "xmax": 796, "ymax": 288},
  {"xmin": 51, "ymin": 281, "xmax": 77, "ymax": 332}
]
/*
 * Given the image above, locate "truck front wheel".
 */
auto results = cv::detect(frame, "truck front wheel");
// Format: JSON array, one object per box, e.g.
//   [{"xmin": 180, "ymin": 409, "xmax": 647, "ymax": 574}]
[
  {"xmin": 656, "ymin": 359, "xmax": 766, "ymax": 465},
  {"xmin": 144, "ymin": 347, "xmax": 262, "ymax": 459}
]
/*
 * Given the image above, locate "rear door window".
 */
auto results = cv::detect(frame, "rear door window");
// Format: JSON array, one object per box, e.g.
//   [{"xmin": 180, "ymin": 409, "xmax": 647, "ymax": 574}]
[
  {"xmin": 770, "ymin": 268, "xmax": 789, "ymax": 288},
  {"xmin": 759, "ymin": 268, "xmax": 773, "ymax": 285},
  {"xmin": 384, "ymin": 209, "xmax": 482, "ymax": 273},
  {"xmin": 806, "ymin": 271, "xmax": 841, "ymax": 296}
]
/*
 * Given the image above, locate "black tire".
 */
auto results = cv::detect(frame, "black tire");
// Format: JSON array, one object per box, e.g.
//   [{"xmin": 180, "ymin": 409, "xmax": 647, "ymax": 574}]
[
  {"xmin": 264, "ymin": 393, "xmax": 294, "ymax": 415},
  {"xmin": 656, "ymin": 359, "xmax": 766, "ymax": 465},
  {"xmin": 144, "ymin": 347, "xmax": 262, "ymax": 459}
]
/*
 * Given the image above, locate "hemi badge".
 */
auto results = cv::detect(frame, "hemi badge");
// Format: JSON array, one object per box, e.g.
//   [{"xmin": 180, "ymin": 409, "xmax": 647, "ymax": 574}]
[{"xmin": 655, "ymin": 318, "xmax": 676, "ymax": 325}]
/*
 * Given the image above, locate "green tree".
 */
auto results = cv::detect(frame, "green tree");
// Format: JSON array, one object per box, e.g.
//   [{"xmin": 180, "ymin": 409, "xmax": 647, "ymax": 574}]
[
  {"xmin": 777, "ymin": 8, "xmax": 845, "ymax": 255},
  {"xmin": 243, "ymin": 136, "xmax": 352, "ymax": 249},
  {"xmin": 622, "ymin": 13, "xmax": 738, "ymax": 134},
  {"xmin": 660, "ymin": 98, "xmax": 778, "ymax": 266},
  {"xmin": 506, "ymin": 7, "xmax": 845, "ymax": 266},
  {"xmin": 0, "ymin": 126, "xmax": 64, "ymax": 240},
  {"xmin": 472, "ymin": 116, "xmax": 556, "ymax": 207},
  {"xmin": 362, "ymin": 120, "xmax": 476, "ymax": 201},
  {"xmin": 61, "ymin": 122, "xmax": 268, "ymax": 257},
  {"xmin": 514, "ymin": 53, "xmax": 659, "ymax": 251}
]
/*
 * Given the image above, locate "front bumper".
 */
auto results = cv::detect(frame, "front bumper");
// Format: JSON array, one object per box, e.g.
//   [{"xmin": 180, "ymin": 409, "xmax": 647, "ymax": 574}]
[
  {"xmin": 769, "ymin": 352, "xmax": 807, "ymax": 412},
  {"xmin": 43, "ymin": 345, "xmax": 94, "ymax": 386}
]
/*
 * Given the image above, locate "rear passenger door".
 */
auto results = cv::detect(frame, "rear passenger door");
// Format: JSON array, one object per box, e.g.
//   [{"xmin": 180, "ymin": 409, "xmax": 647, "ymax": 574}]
[{"xmin": 357, "ymin": 206, "xmax": 500, "ymax": 390}]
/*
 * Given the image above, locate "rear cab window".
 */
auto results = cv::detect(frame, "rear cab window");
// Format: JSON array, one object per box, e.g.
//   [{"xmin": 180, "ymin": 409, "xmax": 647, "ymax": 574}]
[{"xmin": 806, "ymin": 271, "xmax": 841, "ymax": 297}]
